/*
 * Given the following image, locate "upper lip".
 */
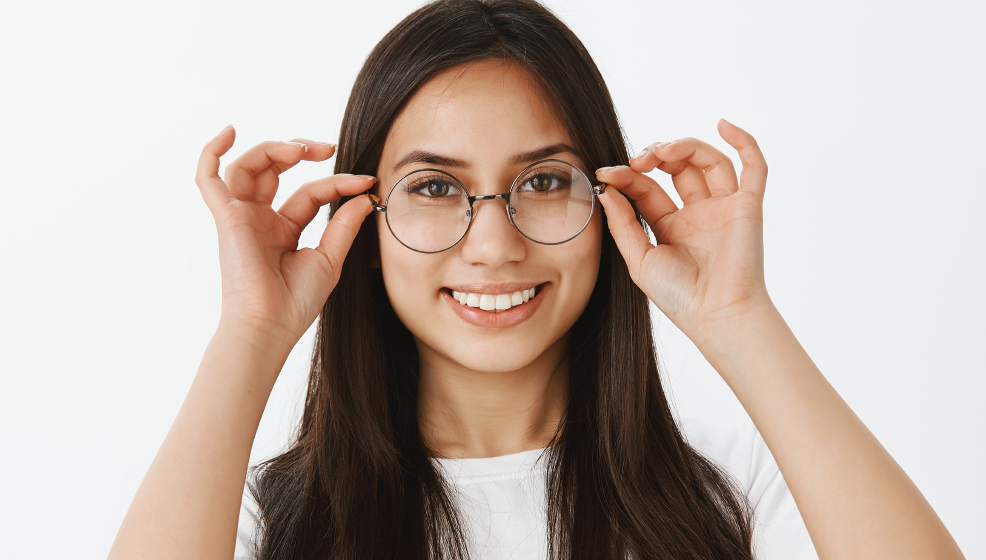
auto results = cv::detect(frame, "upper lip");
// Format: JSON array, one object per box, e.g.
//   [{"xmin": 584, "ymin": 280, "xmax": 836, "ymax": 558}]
[{"xmin": 444, "ymin": 282, "xmax": 544, "ymax": 294}]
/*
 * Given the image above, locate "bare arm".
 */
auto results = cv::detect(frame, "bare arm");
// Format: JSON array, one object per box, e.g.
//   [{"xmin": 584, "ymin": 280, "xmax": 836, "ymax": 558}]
[
  {"xmin": 107, "ymin": 325, "xmax": 287, "ymax": 559},
  {"xmin": 107, "ymin": 127, "xmax": 374, "ymax": 560},
  {"xmin": 596, "ymin": 120, "xmax": 964, "ymax": 559},
  {"xmin": 699, "ymin": 303, "xmax": 961, "ymax": 559}
]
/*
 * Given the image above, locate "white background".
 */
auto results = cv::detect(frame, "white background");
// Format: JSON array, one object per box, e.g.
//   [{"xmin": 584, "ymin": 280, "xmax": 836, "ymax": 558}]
[{"xmin": 1, "ymin": 0, "xmax": 983, "ymax": 558}]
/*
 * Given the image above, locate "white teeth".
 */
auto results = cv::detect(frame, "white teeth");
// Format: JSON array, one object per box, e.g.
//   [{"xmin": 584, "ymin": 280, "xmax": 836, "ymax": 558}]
[
  {"xmin": 479, "ymin": 294, "xmax": 496, "ymax": 311},
  {"xmin": 450, "ymin": 286, "xmax": 540, "ymax": 312}
]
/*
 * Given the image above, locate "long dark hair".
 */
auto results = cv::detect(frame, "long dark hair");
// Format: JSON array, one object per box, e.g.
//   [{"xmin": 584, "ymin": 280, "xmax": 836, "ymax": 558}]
[{"xmin": 251, "ymin": 1, "xmax": 754, "ymax": 558}]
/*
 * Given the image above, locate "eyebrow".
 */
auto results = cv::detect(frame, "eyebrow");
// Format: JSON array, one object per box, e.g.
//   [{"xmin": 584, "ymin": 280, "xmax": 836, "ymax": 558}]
[{"xmin": 391, "ymin": 142, "xmax": 578, "ymax": 173}]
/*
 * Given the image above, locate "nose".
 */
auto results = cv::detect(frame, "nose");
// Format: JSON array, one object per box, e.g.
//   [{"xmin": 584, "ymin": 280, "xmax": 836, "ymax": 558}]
[{"xmin": 458, "ymin": 196, "xmax": 527, "ymax": 267}]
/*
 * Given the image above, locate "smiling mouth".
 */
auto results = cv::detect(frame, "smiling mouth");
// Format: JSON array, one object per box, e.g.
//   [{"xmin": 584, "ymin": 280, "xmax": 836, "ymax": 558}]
[{"xmin": 446, "ymin": 285, "xmax": 542, "ymax": 312}]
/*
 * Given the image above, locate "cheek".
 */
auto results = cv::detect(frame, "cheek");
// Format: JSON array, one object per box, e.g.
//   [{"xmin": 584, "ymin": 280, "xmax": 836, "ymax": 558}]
[
  {"xmin": 585, "ymin": 211, "xmax": 604, "ymax": 264},
  {"xmin": 374, "ymin": 208, "xmax": 604, "ymax": 373},
  {"xmin": 377, "ymin": 213, "xmax": 442, "ymax": 326},
  {"xmin": 559, "ymin": 214, "xmax": 603, "ymax": 313},
  {"xmin": 378, "ymin": 214, "xmax": 414, "ymax": 293}
]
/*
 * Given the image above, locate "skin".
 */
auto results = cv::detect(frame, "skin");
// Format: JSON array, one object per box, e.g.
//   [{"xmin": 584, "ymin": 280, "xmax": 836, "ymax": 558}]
[
  {"xmin": 597, "ymin": 134, "xmax": 964, "ymax": 559},
  {"xmin": 375, "ymin": 62, "xmax": 600, "ymax": 459},
  {"xmin": 106, "ymin": 60, "xmax": 965, "ymax": 560}
]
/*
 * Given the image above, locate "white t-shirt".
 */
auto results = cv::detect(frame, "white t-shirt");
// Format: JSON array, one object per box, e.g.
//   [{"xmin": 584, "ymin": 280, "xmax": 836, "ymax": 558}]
[{"xmin": 235, "ymin": 416, "xmax": 818, "ymax": 559}]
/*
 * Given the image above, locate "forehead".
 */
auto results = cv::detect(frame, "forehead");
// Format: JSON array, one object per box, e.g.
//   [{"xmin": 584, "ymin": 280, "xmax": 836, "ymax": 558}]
[{"xmin": 380, "ymin": 61, "xmax": 573, "ymax": 174}]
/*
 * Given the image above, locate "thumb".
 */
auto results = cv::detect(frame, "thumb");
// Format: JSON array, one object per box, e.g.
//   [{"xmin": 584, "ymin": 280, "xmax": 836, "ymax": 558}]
[
  {"xmin": 312, "ymin": 195, "xmax": 375, "ymax": 286},
  {"xmin": 597, "ymin": 188, "xmax": 653, "ymax": 282}
]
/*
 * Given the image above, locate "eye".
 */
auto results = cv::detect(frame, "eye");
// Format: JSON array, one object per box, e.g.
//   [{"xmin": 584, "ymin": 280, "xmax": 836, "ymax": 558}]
[
  {"xmin": 518, "ymin": 172, "xmax": 571, "ymax": 193},
  {"xmin": 405, "ymin": 176, "xmax": 461, "ymax": 197}
]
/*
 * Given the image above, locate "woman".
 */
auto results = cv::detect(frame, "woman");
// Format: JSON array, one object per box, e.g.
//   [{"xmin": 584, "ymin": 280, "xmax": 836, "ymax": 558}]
[{"xmin": 108, "ymin": 1, "xmax": 964, "ymax": 559}]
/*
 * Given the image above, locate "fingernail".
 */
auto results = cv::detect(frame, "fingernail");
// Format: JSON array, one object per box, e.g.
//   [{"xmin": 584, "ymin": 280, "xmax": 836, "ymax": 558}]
[
  {"xmin": 632, "ymin": 148, "xmax": 650, "ymax": 160},
  {"xmin": 284, "ymin": 141, "xmax": 308, "ymax": 152},
  {"xmin": 655, "ymin": 140, "xmax": 675, "ymax": 150},
  {"xmin": 596, "ymin": 166, "xmax": 614, "ymax": 173},
  {"xmin": 315, "ymin": 141, "xmax": 337, "ymax": 148},
  {"xmin": 357, "ymin": 175, "xmax": 377, "ymax": 184},
  {"xmin": 219, "ymin": 124, "xmax": 234, "ymax": 135}
]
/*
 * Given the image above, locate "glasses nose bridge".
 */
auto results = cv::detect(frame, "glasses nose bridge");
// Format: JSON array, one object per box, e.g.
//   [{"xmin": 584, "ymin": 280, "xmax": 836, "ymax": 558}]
[{"xmin": 466, "ymin": 192, "xmax": 515, "ymax": 219}]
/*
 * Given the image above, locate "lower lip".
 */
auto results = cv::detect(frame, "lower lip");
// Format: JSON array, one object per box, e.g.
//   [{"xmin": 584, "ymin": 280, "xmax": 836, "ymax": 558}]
[{"xmin": 443, "ymin": 285, "xmax": 547, "ymax": 329}]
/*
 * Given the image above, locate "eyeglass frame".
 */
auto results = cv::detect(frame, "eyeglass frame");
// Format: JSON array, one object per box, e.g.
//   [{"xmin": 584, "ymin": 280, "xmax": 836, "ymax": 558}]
[{"xmin": 365, "ymin": 158, "xmax": 608, "ymax": 254}]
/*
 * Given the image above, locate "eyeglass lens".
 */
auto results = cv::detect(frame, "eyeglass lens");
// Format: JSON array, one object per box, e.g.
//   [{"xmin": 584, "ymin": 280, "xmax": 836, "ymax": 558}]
[
  {"xmin": 383, "ymin": 160, "xmax": 594, "ymax": 253},
  {"xmin": 509, "ymin": 160, "xmax": 593, "ymax": 245}
]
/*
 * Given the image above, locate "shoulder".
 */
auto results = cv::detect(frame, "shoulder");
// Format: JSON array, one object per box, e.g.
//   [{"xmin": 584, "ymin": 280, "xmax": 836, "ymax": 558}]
[
  {"xmin": 679, "ymin": 413, "xmax": 763, "ymax": 491},
  {"xmin": 678, "ymin": 414, "xmax": 819, "ymax": 560}
]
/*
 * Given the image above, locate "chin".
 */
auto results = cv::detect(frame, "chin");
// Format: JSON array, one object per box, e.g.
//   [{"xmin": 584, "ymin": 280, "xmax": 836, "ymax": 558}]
[{"xmin": 453, "ymin": 348, "xmax": 545, "ymax": 374}]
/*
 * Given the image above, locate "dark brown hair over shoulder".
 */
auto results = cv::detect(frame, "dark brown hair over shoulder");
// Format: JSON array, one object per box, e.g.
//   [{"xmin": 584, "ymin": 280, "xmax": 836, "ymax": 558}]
[{"xmin": 251, "ymin": 1, "xmax": 755, "ymax": 558}]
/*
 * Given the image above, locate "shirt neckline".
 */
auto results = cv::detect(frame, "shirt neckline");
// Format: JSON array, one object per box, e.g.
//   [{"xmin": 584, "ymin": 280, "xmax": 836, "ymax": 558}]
[{"xmin": 431, "ymin": 447, "xmax": 551, "ymax": 482}]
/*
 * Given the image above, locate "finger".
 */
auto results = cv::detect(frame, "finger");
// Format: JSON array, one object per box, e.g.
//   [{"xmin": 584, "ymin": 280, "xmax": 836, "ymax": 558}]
[
  {"xmin": 653, "ymin": 137, "xmax": 739, "ymax": 198},
  {"xmin": 596, "ymin": 185, "xmax": 653, "ymax": 282},
  {"xmin": 628, "ymin": 143, "xmax": 662, "ymax": 171},
  {"xmin": 223, "ymin": 140, "xmax": 312, "ymax": 202},
  {"xmin": 629, "ymin": 142, "xmax": 711, "ymax": 204},
  {"xmin": 311, "ymin": 194, "xmax": 375, "ymax": 285},
  {"xmin": 277, "ymin": 174, "xmax": 378, "ymax": 231},
  {"xmin": 595, "ymin": 165, "xmax": 678, "ymax": 228},
  {"xmin": 252, "ymin": 139, "xmax": 339, "ymax": 205},
  {"xmin": 269, "ymin": 139, "xmax": 336, "ymax": 175},
  {"xmin": 717, "ymin": 119, "xmax": 768, "ymax": 198},
  {"xmin": 194, "ymin": 125, "xmax": 235, "ymax": 216}
]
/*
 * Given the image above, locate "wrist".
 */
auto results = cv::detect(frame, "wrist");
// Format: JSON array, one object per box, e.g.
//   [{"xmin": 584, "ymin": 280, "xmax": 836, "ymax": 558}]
[
  {"xmin": 691, "ymin": 295, "xmax": 777, "ymax": 338},
  {"xmin": 688, "ymin": 299, "xmax": 789, "ymax": 383},
  {"xmin": 206, "ymin": 318, "xmax": 299, "ymax": 385},
  {"xmin": 216, "ymin": 313, "xmax": 300, "ymax": 357}
]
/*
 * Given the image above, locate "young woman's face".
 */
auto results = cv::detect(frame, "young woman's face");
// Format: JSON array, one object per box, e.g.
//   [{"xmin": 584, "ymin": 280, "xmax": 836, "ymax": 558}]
[{"xmin": 375, "ymin": 61, "xmax": 602, "ymax": 373}]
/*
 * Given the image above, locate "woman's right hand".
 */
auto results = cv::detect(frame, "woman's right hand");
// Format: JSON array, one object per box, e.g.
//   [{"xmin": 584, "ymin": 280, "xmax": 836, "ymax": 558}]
[{"xmin": 195, "ymin": 125, "xmax": 375, "ymax": 352}]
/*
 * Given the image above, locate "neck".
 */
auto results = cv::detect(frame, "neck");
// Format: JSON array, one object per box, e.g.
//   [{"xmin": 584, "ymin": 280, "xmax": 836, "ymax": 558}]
[{"xmin": 416, "ymin": 336, "xmax": 569, "ymax": 459}]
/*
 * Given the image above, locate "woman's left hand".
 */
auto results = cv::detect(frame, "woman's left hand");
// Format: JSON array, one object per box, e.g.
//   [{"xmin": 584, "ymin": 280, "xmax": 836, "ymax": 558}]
[{"xmin": 596, "ymin": 119, "xmax": 771, "ymax": 340}]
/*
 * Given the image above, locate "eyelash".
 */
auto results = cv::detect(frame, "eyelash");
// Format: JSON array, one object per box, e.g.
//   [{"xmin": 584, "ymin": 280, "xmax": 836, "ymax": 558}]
[
  {"xmin": 403, "ymin": 175, "xmax": 462, "ymax": 197},
  {"xmin": 401, "ymin": 167, "xmax": 576, "ymax": 197},
  {"xmin": 517, "ymin": 171, "xmax": 573, "ymax": 193}
]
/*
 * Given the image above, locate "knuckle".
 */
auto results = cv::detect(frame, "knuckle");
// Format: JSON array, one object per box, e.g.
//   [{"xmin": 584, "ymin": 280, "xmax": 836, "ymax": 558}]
[
  {"xmin": 744, "ymin": 156, "xmax": 767, "ymax": 170},
  {"xmin": 703, "ymin": 159, "xmax": 724, "ymax": 173},
  {"xmin": 305, "ymin": 187, "xmax": 322, "ymax": 208},
  {"xmin": 257, "ymin": 141, "xmax": 283, "ymax": 160},
  {"xmin": 659, "ymin": 161, "xmax": 689, "ymax": 176}
]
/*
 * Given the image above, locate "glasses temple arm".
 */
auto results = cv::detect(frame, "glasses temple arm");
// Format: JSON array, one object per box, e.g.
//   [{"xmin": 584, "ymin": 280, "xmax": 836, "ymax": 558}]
[{"xmin": 365, "ymin": 191, "xmax": 386, "ymax": 212}]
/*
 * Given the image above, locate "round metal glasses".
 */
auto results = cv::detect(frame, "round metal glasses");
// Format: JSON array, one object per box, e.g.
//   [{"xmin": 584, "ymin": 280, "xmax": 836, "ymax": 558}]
[{"xmin": 366, "ymin": 158, "xmax": 607, "ymax": 254}]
